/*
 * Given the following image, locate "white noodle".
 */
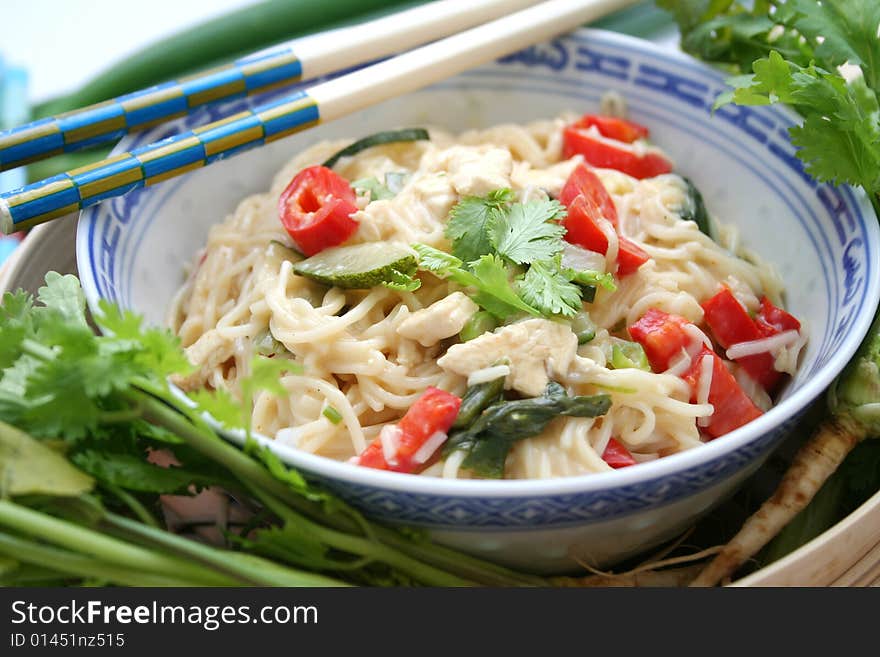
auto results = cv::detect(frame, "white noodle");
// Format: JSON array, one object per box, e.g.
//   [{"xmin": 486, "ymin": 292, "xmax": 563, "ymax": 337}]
[
  {"xmin": 726, "ymin": 330, "xmax": 800, "ymax": 360},
  {"xmin": 169, "ymin": 116, "xmax": 799, "ymax": 480}
]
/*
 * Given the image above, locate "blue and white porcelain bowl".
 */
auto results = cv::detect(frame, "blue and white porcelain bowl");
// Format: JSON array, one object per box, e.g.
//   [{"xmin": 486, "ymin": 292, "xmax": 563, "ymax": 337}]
[{"xmin": 77, "ymin": 29, "xmax": 880, "ymax": 573}]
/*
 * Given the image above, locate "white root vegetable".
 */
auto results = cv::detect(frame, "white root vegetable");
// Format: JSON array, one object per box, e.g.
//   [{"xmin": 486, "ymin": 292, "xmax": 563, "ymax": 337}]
[{"xmin": 691, "ymin": 416, "xmax": 865, "ymax": 586}]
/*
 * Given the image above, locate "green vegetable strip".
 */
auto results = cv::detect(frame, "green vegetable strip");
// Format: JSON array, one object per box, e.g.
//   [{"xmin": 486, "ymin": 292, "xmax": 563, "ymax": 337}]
[
  {"xmin": 247, "ymin": 485, "xmax": 474, "ymax": 587},
  {"xmin": 103, "ymin": 512, "xmax": 347, "ymax": 587},
  {"xmin": 0, "ymin": 500, "xmax": 240, "ymax": 586},
  {"xmin": 459, "ymin": 311, "xmax": 498, "ymax": 342},
  {"xmin": 322, "ymin": 128, "xmax": 430, "ymax": 168},
  {"xmin": 0, "ymin": 532, "xmax": 208, "ymax": 587},
  {"xmin": 452, "ymin": 376, "xmax": 506, "ymax": 430}
]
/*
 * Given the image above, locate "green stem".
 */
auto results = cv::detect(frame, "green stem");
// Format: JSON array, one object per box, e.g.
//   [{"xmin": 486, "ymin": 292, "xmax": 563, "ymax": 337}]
[
  {"xmin": 0, "ymin": 499, "xmax": 240, "ymax": 586},
  {"xmin": 249, "ymin": 486, "xmax": 473, "ymax": 587},
  {"xmin": 0, "ymin": 531, "xmax": 209, "ymax": 586},
  {"xmin": 103, "ymin": 483, "xmax": 160, "ymax": 528},
  {"xmin": 102, "ymin": 511, "xmax": 348, "ymax": 587}
]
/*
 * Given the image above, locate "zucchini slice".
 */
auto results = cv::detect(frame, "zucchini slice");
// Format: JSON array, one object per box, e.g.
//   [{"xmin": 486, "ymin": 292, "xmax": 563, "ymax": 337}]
[
  {"xmin": 292, "ymin": 242, "xmax": 418, "ymax": 289},
  {"xmin": 322, "ymin": 128, "xmax": 429, "ymax": 168}
]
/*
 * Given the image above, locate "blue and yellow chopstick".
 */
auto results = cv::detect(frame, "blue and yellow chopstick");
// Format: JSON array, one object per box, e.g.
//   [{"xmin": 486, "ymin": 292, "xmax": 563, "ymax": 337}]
[
  {"xmin": 0, "ymin": 0, "xmax": 636, "ymax": 234},
  {"xmin": 0, "ymin": 0, "xmax": 536, "ymax": 173},
  {"xmin": 0, "ymin": 49, "xmax": 305, "ymax": 171}
]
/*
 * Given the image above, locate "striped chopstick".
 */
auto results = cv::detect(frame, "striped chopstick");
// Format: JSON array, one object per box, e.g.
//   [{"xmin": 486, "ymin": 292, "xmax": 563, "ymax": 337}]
[
  {"xmin": 0, "ymin": 0, "xmax": 537, "ymax": 173},
  {"xmin": 0, "ymin": 0, "xmax": 637, "ymax": 235}
]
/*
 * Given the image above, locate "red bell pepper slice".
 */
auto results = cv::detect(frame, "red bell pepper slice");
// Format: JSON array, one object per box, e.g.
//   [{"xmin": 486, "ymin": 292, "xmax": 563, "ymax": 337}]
[
  {"xmin": 681, "ymin": 347, "xmax": 763, "ymax": 439},
  {"xmin": 572, "ymin": 114, "xmax": 650, "ymax": 143},
  {"xmin": 560, "ymin": 163, "xmax": 618, "ymax": 225},
  {"xmin": 702, "ymin": 287, "xmax": 781, "ymax": 391},
  {"xmin": 562, "ymin": 195, "xmax": 649, "ymax": 277},
  {"xmin": 615, "ymin": 235, "xmax": 650, "ymax": 276},
  {"xmin": 278, "ymin": 165, "xmax": 358, "ymax": 256},
  {"xmin": 756, "ymin": 296, "xmax": 801, "ymax": 334},
  {"xmin": 563, "ymin": 126, "xmax": 674, "ymax": 179},
  {"xmin": 357, "ymin": 387, "xmax": 462, "ymax": 474},
  {"xmin": 562, "ymin": 193, "xmax": 609, "ymax": 254},
  {"xmin": 602, "ymin": 438, "xmax": 637, "ymax": 468},
  {"xmin": 628, "ymin": 308, "xmax": 694, "ymax": 372},
  {"xmin": 702, "ymin": 288, "xmax": 801, "ymax": 392}
]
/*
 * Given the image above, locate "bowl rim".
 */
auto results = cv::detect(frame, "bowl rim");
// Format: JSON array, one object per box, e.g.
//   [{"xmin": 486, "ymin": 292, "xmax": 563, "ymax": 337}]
[{"xmin": 76, "ymin": 26, "xmax": 880, "ymax": 499}]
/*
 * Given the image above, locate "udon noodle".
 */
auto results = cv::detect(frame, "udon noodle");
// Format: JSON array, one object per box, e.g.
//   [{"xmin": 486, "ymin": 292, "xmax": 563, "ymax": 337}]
[{"xmin": 168, "ymin": 111, "xmax": 806, "ymax": 480}]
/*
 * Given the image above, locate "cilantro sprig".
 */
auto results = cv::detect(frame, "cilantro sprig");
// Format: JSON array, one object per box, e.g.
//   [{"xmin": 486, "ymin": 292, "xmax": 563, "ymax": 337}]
[
  {"xmin": 660, "ymin": 0, "xmax": 880, "ymax": 214},
  {"xmin": 414, "ymin": 189, "xmax": 611, "ymax": 320}
]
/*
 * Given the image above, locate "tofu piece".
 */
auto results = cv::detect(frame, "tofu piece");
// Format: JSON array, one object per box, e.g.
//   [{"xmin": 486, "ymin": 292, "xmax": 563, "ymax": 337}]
[
  {"xmin": 397, "ymin": 292, "xmax": 479, "ymax": 347},
  {"xmin": 437, "ymin": 318, "xmax": 577, "ymax": 396},
  {"xmin": 437, "ymin": 146, "xmax": 513, "ymax": 197}
]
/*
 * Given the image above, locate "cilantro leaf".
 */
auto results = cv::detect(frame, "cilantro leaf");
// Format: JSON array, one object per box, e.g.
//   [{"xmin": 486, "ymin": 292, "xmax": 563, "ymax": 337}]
[
  {"xmin": 71, "ymin": 449, "xmax": 206, "ymax": 494},
  {"xmin": 786, "ymin": 0, "xmax": 880, "ymax": 92},
  {"xmin": 0, "ymin": 292, "xmax": 34, "ymax": 369},
  {"xmin": 516, "ymin": 258, "xmax": 583, "ymax": 318},
  {"xmin": 490, "ymin": 199, "xmax": 566, "ymax": 265},
  {"xmin": 96, "ymin": 301, "xmax": 194, "ymax": 380},
  {"xmin": 412, "ymin": 244, "xmax": 539, "ymax": 319},
  {"xmin": 444, "ymin": 189, "xmax": 513, "ymax": 265},
  {"xmin": 36, "ymin": 272, "xmax": 88, "ymax": 328},
  {"xmin": 468, "ymin": 254, "xmax": 541, "ymax": 319},
  {"xmin": 353, "ymin": 177, "xmax": 394, "ymax": 201},
  {"xmin": 188, "ymin": 388, "xmax": 244, "ymax": 430},
  {"xmin": 381, "ymin": 268, "xmax": 422, "ymax": 292},
  {"xmin": 412, "ymin": 243, "xmax": 464, "ymax": 274},
  {"xmin": 720, "ymin": 52, "xmax": 880, "ymax": 193}
]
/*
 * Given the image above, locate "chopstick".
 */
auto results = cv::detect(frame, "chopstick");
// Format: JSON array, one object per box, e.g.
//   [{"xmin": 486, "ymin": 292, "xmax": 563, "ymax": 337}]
[
  {"xmin": 0, "ymin": 0, "xmax": 539, "ymax": 173},
  {"xmin": 0, "ymin": 0, "xmax": 638, "ymax": 235}
]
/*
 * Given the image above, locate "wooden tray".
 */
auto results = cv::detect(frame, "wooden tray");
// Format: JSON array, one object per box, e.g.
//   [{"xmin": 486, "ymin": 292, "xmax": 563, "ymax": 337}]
[{"xmin": 4, "ymin": 214, "xmax": 879, "ymax": 587}]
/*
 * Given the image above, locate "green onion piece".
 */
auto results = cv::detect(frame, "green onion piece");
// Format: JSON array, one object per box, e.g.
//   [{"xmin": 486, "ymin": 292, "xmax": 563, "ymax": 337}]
[
  {"xmin": 385, "ymin": 171, "xmax": 408, "ymax": 194},
  {"xmin": 353, "ymin": 177, "xmax": 394, "ymax": 201},
  {"xmin": 322, "ymin": 406, "xmax": 343, "ymax": 425},
  {"xmin": 571, "ymin": 312, "xmax": 596, "ymax": 345},
  {"xmin": 255, "ymin": 330, "xmax": 287, "ymax": 357},
  {"xmin": 610, "ymin": 342, "xmax": 651, "ymax": 371},
  {"xmin": 459, "ymin": 311, "xmax": 498, "ymax": 342},
  {"xmin": 322, "ymin": 128, "xmax": 429, "ymax": 169}
]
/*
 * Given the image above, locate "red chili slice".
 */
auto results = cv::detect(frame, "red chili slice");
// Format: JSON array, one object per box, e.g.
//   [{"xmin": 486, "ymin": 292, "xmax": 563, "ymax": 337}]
[
  {"xmin": 602, "ymin": 438, "xmax": 637, "ymax": 468},
  {"xmin": 563, "ymin": 126, "xmax": 674, "ymax": 179},
  {"xmin": 278, "ymin": 165, "xmax": 358, "ymax": 256},
  {"xmin": 560, "ymin": 163, "xmax": 618, "ymax": 225},
  {"xmin": 357, "ymin": 387, "xmax": 462, "ymax": 474},
  {"xmin": 572, "ymin": 114, "xmax": 650, "ymax": 143}
]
